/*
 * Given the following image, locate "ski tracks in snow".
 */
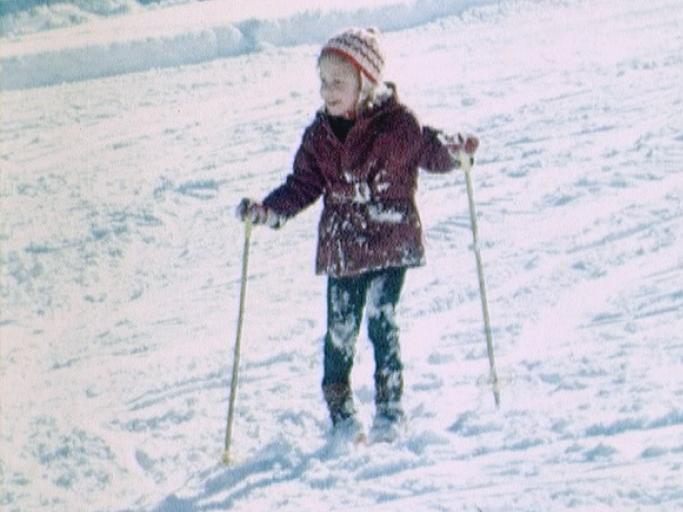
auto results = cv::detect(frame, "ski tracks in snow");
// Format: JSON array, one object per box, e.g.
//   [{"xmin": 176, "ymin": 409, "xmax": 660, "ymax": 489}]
[
  {"xmin": 156, "ymin": 1, "xmax": 682, "ymax": 510},
  {"xmin": 1, "ymin": 0, "xmax": 683, "ymax": 511}
]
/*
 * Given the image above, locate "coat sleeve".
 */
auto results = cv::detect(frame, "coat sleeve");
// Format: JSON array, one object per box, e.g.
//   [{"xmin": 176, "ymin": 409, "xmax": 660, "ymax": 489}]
[
  {"xmin": 262, "ymin": 126, "xmax": 325, "ymax": 218},
  {"xmin": 419, "ymin": 125, "xmax": 458, "ymax": 173}
]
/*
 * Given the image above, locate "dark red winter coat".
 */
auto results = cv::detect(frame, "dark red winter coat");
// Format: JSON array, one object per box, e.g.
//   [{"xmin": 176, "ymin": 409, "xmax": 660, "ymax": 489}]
[{"xmin": 263, "ymin": 88, "xmax": 457, "ymax": 277}]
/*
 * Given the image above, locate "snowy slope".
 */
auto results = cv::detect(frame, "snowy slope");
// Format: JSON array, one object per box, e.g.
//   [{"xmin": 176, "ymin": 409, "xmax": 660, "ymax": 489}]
[
  {"xmin": 1, "ymin": 0, "xmax": 683, "ymax": 511},
  {"xmin": 1, "ymin": 0, "xmax": 496, "ymax": 90}
]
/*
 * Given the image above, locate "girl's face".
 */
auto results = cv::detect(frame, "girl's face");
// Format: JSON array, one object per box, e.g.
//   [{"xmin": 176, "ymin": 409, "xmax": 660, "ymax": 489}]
[{"xmin": 319, "ymin": 55, "xmax": 361, "ymax": 119}]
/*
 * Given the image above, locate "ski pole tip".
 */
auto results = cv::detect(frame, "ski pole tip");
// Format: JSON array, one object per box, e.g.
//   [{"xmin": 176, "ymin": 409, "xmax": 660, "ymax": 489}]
[{"xmin": 493, "ymin": 383, "xmax": 501, "ymax": 409}]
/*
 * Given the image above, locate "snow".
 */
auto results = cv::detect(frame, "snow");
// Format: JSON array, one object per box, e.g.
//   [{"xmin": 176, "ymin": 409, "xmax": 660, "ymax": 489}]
[
  {"xmin": 1, "ymin": 0, "xmax": 683, "ymax": 511},
  {"xmin": 1, "ymin": 0, "xmax": 495, "ymax": 90}
]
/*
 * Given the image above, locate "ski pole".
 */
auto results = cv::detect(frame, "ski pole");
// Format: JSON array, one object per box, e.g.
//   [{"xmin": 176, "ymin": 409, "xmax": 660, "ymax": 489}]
[
  {"xmin": 223, "ymin": 219, "xmax": 253, "ymax": 464},
  {"xmin": 459, "ymin": 150, "xmax": 501, "ymax": 408}
]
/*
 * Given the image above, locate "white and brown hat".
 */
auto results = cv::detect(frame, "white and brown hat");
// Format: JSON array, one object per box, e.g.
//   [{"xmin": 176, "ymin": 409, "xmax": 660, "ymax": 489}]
[{"xmin": 321, "ymin": 27, "xmax": 385, "ymax": 84}]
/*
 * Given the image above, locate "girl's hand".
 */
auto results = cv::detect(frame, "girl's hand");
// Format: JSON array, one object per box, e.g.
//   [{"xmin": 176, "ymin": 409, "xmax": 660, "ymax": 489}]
[
  {"xmin": 236, "ymin": 198, "xmax": 269, "ymax": 224},
  {"xmin": 443, "ymin": 132, "xmax": 479, "ymax": 155},
  {"xmin": 439, "ymin": 132, "xmax": 479, "ymax": 170},
  {"xmin": 463, "ymin": 134, "xmax": 479, "ymax": 155},
  {"xmin": 236, "ymin": 198, "xmax": 286, "ymax": 228}
]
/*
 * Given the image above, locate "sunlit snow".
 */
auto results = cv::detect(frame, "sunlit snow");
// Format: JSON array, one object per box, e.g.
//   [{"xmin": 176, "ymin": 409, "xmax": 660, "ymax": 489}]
[{"xmin": 1, "ymin": 0, "xmax": 682, "ymax": 511}]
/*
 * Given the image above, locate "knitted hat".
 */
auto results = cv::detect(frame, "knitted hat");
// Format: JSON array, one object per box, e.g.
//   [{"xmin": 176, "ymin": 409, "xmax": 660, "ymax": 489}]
[{"xmin": 321, "ymin": 27, "xmax": 385, "ymax": 84}]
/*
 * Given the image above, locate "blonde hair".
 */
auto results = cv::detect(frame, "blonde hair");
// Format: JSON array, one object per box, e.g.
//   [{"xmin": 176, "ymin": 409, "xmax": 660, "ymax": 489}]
[{"xmin": 318, "ymin": 50, "xmax": 390, "ymax": 114}]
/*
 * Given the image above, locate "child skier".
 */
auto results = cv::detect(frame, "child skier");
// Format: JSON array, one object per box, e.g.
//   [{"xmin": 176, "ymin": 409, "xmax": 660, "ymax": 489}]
[{"xmin": 237, "ymin": 27, "xmax": 478, "ymax": 440}]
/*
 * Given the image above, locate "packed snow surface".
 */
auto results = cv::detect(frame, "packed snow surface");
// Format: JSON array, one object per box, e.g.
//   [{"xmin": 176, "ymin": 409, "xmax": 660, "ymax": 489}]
[
  {"xmin": 1, "ymin": 0, "xmax": 683, "ymax": 511},
  {"xmin": 1, "ymin": 0, "xmax": 496, "ymax": 90}
]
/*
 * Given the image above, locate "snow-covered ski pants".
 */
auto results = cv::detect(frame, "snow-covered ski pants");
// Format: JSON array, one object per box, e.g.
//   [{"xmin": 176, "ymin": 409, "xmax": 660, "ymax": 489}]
[{"xmin": 322, "ymin": 267, "xmax": 406, "ymax": 424}]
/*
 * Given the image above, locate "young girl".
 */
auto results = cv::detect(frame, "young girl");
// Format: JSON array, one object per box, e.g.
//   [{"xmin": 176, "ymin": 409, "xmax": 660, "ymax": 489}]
[{"xmin": 237, "ymin": 27, "xmax": 478, "ymax": 439}]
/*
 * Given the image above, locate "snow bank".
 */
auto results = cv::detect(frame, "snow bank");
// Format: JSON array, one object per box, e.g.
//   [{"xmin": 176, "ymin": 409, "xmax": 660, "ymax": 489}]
[
  {"xmin": 0, "ymin": 0, "xmax": 495, "ymax": 90},
  {"xmin": 0, "ymin": 0, "xmax": 139, "ymax": 20}
]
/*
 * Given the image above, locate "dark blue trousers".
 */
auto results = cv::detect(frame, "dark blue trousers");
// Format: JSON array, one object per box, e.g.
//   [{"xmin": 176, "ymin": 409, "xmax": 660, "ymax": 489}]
[{"xmin": 322, "ymin": 267, "xmax": 406, "ymax": 424}]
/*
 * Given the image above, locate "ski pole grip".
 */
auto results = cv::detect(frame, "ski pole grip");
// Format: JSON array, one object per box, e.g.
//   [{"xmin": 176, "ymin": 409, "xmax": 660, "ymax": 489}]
[{"xmin": 458, "ymin": 149, "xmax": 474, "ymax": 173}]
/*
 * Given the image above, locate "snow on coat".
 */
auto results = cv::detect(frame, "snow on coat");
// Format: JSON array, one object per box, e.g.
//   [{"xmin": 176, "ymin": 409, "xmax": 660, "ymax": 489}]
[{"xmin": 263, "ymin": 87, "xmax": 457, "ymax": 277}]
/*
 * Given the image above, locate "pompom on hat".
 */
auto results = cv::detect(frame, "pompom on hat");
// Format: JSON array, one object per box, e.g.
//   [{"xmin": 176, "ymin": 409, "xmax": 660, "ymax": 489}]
[{"xmin": 320, "ymin": 27, "xmax": 385, "ymax": 84}]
